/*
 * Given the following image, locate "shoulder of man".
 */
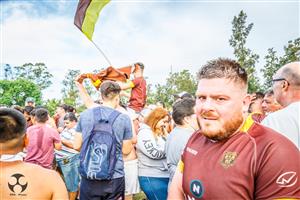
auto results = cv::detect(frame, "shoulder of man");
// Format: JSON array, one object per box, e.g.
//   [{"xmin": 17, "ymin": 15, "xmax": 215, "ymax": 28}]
[
  {"xmin": 113, "ymin": 111, "xmax": 131, "ymax": 126},
  {"xmin": 80, "ymin": 108, "xmax": 94, "ymax": 117},
  {"xmin": 250, "ymin": 123, "xmax": 300, "ymax": 198},
  {"xmin": 263, "ymin": 107, "xmax": 286, "ymax": 120},
  {"xmin": 15, "ymin": 162, "xmax": 62, "ymax": 182}
]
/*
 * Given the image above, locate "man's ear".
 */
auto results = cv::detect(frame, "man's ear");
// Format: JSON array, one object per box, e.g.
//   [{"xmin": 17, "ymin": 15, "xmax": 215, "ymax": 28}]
[
  {"xmin": 23, "ymin": 134, "xmax": 29, "ymax": 148},
  {"xmin": 114, "ymin": 95, "xmax": 120, "ymax": 108},
  {"xmin": 282, "ymin": 80, "xmax": 289, "ymax": 91},
  {"xmin": 242, "ymin": 94, "xmax": 251, "ymax": 113},
  {"xmin": 182, "ymin": 116, "xmax": 189, "ymax": 125}
]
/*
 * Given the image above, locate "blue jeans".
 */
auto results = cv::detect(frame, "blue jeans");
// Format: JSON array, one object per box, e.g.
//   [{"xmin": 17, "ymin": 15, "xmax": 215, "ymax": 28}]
[
  {"xmin": 138, "ymin": 176, "xmax": 169, "ymax": 200},
  {"xmin": 56, "ymin": 153, "xmax": 80, "ymax": 192}
]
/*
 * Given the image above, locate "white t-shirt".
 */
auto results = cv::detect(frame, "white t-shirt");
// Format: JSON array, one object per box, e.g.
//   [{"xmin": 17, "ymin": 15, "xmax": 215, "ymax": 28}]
[{"xmin": 262, "ymin": 101, "xmax": 300, "ymax": 149}]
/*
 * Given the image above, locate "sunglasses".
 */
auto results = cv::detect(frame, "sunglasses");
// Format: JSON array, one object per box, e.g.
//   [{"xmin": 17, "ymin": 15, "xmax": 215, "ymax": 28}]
[
  {"xmin": 272, "ymin": 78, "xmax": 290, "ymax": 86},
  {"xmin": 272, "ymin": 78, "xmax": 286, "ymax": 82}
]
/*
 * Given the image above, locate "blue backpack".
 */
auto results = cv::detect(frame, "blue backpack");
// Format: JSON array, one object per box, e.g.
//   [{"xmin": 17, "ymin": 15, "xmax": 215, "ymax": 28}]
[{"xmin": 79, "ymin": 109, "xmax": 121, "ymax": 180}]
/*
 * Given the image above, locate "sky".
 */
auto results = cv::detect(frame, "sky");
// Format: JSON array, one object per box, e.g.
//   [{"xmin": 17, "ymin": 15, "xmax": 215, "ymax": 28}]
[{"xmin": 1, "ymin": 0, "xmax": 299, "ymax": 100}]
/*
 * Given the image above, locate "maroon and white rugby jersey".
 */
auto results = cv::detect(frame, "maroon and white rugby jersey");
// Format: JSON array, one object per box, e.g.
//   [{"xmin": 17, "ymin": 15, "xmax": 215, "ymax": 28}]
[{"xmin": 181, "ymin": 121, "xmax": 300, "ymax": 200}]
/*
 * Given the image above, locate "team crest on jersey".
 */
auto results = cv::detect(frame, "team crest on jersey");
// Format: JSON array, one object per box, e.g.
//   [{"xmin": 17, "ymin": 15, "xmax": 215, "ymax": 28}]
[
  {"xmin": 220, "ymin": 151, "xmax": 238, "ymax": 169},
  {"xmin": 189, "ymin": 180, "xmax": 204, "ymax": 198}
]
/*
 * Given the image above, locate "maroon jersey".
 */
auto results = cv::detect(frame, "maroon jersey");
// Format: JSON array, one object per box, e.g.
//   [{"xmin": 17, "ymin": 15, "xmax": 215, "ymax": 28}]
[
  {"xmin": 181, "ymin": 122, "xmax": 300, "ymax": 200},
  {"xmin": 128, "ymin": 77, "xmax": 146, "ymax": 112}
]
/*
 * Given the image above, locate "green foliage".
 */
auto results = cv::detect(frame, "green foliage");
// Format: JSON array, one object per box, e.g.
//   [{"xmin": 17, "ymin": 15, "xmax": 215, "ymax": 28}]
[
  {"xmin": 261, "ymin": 48, "xmax": 280, "ymax": 91},
  {"xmin": 0, "ymin": 79, "xmax": 42, "ymax": 106},
  {"xmin": 61, "ymin": 69, "xmax": 98, "ymax": 109},
  {"xmin": 279, "ymin": 38, "xmax": 300, "ymax": 66},
  {"xmin": 44, "ymin": 98, "xmax": 61, "ymax": 116},
  {"xmin": 261, "ymin": 38, "xmax": 300, "ymax": 91},
  {"xmin": 61, "ymin": 69, "xmax": 81, "ymax": 107},
  {"xmin": 229, "ymin": 10, "xmax": 260, "ymax": 93},
  {"xmin": 13, "ymin": 63, "xmax": 53, "ymax": 90},
  {"xmin": 76, "ymin": 105, "xmax": 88, "ymax": 114},
  {"xmin": 147, "ymin": 69, "xmax": 197, "ymax": 108}
]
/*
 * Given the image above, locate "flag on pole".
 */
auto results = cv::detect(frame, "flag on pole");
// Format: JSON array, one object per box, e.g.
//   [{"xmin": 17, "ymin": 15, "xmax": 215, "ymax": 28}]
[{"xmin": 74, "ymin": 0, "xmax": 110, "ymax": 41}]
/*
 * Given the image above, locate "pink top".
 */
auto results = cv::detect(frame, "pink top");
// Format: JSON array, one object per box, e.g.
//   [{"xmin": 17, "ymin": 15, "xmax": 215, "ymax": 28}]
[{"xmin": 25, "ymin": 124, "xmax": 61, "ymax": 169}]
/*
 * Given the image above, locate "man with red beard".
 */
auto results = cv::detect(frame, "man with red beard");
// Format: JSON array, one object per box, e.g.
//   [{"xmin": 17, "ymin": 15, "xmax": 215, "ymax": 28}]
[{"xmin": 168, "ymin": 58, "xmax": 300, "ymax": 200}]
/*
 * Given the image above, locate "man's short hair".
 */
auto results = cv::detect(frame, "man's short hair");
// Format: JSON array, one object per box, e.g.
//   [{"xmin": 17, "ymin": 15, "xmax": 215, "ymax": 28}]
[
  {"xmin": 172, "ymin": 98, "xmax": 196, "ymax": 126},
  {"xmin": 66, "ymin": 105, "xmax": 75, "ymax": 113},
  {"xmin": 59, "ymin": 104, "xmax": 69, "ymax": 112},
  {"xmin": 64, "ymin": 112, "xmax": 78, "ymax": 122},
  {"xmin": 0, "ymin": 108, "xmax": 26, "ymax": 142},
  {"xmin": 135, "ymin": 62, "xmax": 144, "ymax": 70},
  {"xmin": 264, "ymin": 89, "xmax": 274, "ymax": 97},
  {"xmin": 197, "ymin": 58, "xmax": 248, "ymax": 87},
  {"xmin": 100, "ymin": 81, "xmax": 121, "ymax": 101},
  {"xmin": 253, "ymin": 92, "xmax": 265, "ymax": 100},
  {"xmin": 24, "ymin": 105, "xmax": 34, "ymax": 115},
  {"xmin": 34, "ymin": 108, "xmax": 49, "ymax": 123}
]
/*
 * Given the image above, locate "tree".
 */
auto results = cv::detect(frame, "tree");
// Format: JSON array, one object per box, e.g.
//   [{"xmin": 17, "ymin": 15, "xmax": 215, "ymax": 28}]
[
  {"xmin": 3, "ymin": 64, "xmax": 13, "ymax": 80},
  {"xmin": 61, "ymin": 69, "xmax": 98, "ymax": 108},
  {"xmin": 279, "ymin": 38, "xmax": 300, "ymax": 66},
  {"xmin": 147, "ymin": 69, "xmax": 197, "ymax": 108},
  {"xmin": 261, "ymin": 48, "xmax": 280, "ymax": 91},
  {"xmin": 0, "ymin": 79, "xmax": 42, "ymax": 106},
  {"xmin": 229, "ymin": 10, "xmax": 260, "ymax": 93},
  {"xmin": 14, "ymin": 63, "xmax": 53, "ymax": 90},
  {"xmin": 44, "ymin": 98, "xmax": 61, "ymax": 116},
  {"xmin": 261, "ymin": 38, "xmax": 300, "ymax": 91},
  {"xmin": 61, "ymin": 69, "xmax": 81, "ymax": 107}
]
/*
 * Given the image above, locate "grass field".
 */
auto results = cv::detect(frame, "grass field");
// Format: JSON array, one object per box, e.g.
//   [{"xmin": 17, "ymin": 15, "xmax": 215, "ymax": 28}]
[{"xmin": 133, "ymin": 192, "xmax": 147, "ymax": 200}]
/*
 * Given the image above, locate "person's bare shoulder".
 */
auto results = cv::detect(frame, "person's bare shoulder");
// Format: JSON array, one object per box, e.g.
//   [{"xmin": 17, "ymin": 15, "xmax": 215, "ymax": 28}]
[
  {"xmin": 35, "ymin": 165, "xmax": 69, "ymax": 200},
  {"xmin": 1, "ymin": 162, "xmax": 68, "ymax": 200}
]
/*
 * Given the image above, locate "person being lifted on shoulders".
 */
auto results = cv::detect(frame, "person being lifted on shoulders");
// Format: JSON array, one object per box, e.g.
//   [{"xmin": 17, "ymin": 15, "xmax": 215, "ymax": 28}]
[{"xmin": 118, "ymin": 62, "xmax": 147, "ymax": 113}]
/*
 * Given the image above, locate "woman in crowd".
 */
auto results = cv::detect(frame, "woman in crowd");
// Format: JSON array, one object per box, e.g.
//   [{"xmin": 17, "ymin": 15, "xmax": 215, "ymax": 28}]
[{"xmin": 136, "ymin": 107, "xmax": 170, "ymax": 200}]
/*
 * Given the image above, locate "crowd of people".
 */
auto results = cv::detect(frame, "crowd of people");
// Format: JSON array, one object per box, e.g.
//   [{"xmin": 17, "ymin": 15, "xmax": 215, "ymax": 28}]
[{"xmin": 0, "ymin": 60, "xmax": 299, "ymax": 200}]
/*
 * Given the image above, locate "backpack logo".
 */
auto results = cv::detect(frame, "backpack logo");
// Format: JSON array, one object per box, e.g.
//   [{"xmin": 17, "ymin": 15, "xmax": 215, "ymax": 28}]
[{"xmin": 79, "ymin": 109, "xmax": 120, "ymax": 180}]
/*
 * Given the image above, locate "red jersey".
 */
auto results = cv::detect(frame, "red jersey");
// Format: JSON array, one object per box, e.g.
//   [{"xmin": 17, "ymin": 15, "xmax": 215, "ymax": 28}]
[
  {"xmin": 181, "ymin": 122, "xmax": 300, "ymax": 199},
  {"xmin": 128, "ymin": 77, "xmax": 146, "ymax": 112}
]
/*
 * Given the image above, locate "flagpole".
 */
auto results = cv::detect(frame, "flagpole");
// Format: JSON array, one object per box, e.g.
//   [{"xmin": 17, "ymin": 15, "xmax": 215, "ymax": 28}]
[{"xmin": 91, "ymin": 40, "xmax": 112, "ymax": 66}]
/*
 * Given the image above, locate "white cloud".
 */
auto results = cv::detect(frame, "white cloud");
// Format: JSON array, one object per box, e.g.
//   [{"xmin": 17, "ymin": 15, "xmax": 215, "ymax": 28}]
[{"xmin": 1, "ymin": 1, "xmax": 299, "ymax": 101}]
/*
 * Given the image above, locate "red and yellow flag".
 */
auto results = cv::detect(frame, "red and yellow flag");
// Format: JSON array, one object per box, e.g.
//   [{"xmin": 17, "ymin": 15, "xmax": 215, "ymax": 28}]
[{"xmin": 74, "ymin": 0, "xmax": 110, "ymax": 40}]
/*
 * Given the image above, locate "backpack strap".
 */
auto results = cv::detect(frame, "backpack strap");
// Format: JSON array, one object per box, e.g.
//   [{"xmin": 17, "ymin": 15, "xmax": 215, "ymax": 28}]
[
  {"xmin": 91, "ymin": 108, "xmax": 121, "ymax": 134},
  {"xmin": 92, "ymin": 108, "xmax": 120, "ymax": 124},
  {"xmin": 93, "ymin": 107, "xmax": 102, "ymax": 122},
  {"xmin": 108, "ymin": 110, "xmax": 121, "ymax": 126}
]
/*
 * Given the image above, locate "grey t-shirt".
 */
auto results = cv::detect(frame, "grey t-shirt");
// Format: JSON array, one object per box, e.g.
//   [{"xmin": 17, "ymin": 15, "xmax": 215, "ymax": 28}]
[
  {"xmin": 76, "ymin": 106, "xmax": 133, "ymax": 179},
  {"xmin": 165, "ymin": 126, "xmax": 194, "ymax": 182}
]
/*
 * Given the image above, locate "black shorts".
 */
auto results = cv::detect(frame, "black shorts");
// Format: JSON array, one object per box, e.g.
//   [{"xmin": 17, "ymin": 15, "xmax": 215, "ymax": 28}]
[{"xmin": 79, "ymin": 177, "xmax": 125, "ymax": 200}]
